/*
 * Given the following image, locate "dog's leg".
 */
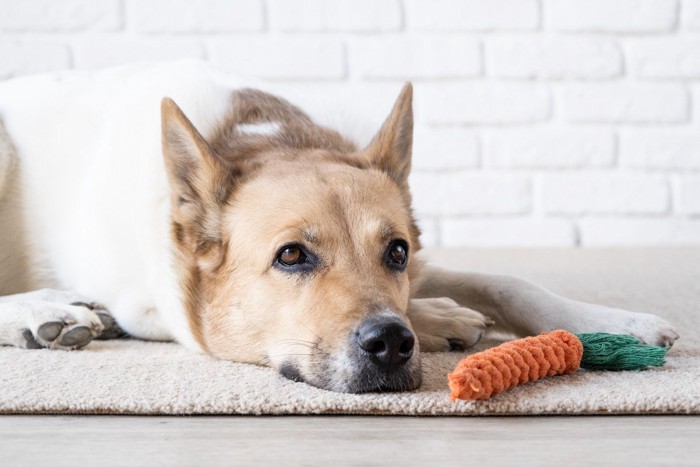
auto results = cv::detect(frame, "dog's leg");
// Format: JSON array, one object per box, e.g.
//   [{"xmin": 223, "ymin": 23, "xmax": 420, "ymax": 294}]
[
  {"xmin": 413, "ymin": 266, "xmax": 679, "ymax": 348},
  {"xmin": 0, "ymin": 289, "xmax": 126, "ymax": 349}
]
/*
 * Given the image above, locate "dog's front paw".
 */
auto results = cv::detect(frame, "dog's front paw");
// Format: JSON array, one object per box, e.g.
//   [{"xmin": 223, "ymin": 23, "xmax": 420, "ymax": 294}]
[
  {"xmin": 407, "ymin": 297, "xmax": 494, "ymax": 352},
  {"xmin": 23, "ymin": 302, "xmax": 106, "ymax": 350}
]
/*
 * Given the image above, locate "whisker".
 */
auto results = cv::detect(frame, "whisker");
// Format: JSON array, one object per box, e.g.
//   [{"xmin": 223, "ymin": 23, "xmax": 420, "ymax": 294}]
[
  {"xmin": 276, "ymin": 339, "xmax": 318, "ymax": 346},
  {"xmin": 289, "ymin": 315, "xmax": 323, "ymax": 342}
]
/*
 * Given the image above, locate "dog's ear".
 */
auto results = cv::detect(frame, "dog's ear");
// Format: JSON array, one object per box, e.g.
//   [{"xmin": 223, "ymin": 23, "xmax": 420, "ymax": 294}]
[
  {"xmin": 362, "ymin": 82, "xmax": 413, "ymax": 187},
  {"xmin": 161, "ymin": 97, "xmax": 234, "ymax": 211},
  {"xmin": 161, "ymin": 98, "xmax": 234, "ymax": 254}
]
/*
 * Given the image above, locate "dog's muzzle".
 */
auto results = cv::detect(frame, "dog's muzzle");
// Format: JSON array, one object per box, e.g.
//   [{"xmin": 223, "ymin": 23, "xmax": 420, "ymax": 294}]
[{"xmin": 277, "ymin": 314, "xmax": 422, "ymax": 393}]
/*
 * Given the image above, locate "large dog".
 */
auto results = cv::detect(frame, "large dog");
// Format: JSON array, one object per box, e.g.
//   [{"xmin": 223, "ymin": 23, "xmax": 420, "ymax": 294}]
[{"xmin": 0, "ymin": 62, "xmax": 678, "ymax": 393}]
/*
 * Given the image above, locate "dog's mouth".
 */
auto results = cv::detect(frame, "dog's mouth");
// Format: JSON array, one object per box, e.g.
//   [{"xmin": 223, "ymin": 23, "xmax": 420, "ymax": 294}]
[
  {"xmin": 277, "ymin": 356, "xmax": 423, "ymax": 393},
  {"xmin": 345, "ymin": 360, "xmax": 423, "ymax": 393}
]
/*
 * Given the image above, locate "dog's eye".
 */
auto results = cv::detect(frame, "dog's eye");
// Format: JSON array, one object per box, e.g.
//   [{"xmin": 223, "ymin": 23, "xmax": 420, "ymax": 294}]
[
  {"xmin": 278, "ymin": 246, "xmax": 305, "ymax": 266},
  {"xmin": 386, "ymin": 240, "xmax": 408, "ymax": 270},
  {"xmin": 274, "ymin": 244, "xmax": 316, "ymax": 274}
]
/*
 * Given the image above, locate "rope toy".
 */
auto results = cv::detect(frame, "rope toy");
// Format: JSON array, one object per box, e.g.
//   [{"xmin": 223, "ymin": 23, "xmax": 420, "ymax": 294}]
[{"xmin": 448, "ymin": 330, "xmax": 668, "ymax": 401}]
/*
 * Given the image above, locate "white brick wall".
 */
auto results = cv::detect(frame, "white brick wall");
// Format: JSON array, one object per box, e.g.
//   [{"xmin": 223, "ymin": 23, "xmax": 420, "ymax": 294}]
[
  {"xmin": 559, "ymin": 83, "xmax": 689, "ymax": 123},
  {"xmin": 268, "ymin": 0, "xmax": 402, "ymax": 32},
  {"xmin": 541, "ymin": 173, "xmax": 670, "ymax": 214},
  {"xmin": 544, "ymin": 0, "xmax": 677, "ymax": 32},
  {"xmin": 132, "ymin": 0, "xmax": 264, "ymax": 33},
  {"xmin": 486, "ymin": 37, "xmax": 622, "ymax": 79},
  {"xmin": 678, "ymin": 175, "xmax": 700, "ymax": 214},
  {"xmin": 0, "ymin": 0, "xmax": 122, "ymax": 31},
  {"xmin": 1, "ymin": 0, "xmax": 699, "ymax": 248}
]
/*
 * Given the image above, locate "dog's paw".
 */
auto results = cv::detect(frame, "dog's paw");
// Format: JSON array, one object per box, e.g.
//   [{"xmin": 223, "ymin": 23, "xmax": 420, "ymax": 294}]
[
  {"xmin": 6, "ymin": 289, "xmax": 126, "ymax": 342},
  {"xmin": 407, "ymin": 297, "xmax": 494, "ymax": 352},
  {"xmin": 566, "ymin": 306, "xmax": 680, "ymax": 348},
  {"xmin": 22, "ymin": 302, "xmax": 106, "ymax": 350},
  {"xmin": 613, "ymin": 311, "xmax": 679, "ymax": 348}
]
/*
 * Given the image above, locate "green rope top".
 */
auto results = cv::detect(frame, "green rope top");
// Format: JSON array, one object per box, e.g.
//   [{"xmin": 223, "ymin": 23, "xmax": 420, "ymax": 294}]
[{"xmin": 575, "ymin": 332, "xmax": 668, "ymax": 371}]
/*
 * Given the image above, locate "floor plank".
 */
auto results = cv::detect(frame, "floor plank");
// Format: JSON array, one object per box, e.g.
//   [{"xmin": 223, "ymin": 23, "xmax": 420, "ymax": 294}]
[{"xmin": 1, "ymin": 415, "xmax": 699, "ymax": 466}]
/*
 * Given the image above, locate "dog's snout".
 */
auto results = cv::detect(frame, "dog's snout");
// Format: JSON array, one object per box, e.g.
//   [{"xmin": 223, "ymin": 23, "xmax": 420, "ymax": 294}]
[{"xmin": 357, "ymin": 318, "xmax": 415, "ymax": 368}]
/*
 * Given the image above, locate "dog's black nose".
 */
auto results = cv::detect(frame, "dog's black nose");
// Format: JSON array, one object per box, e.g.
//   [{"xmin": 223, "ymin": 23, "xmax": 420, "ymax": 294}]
[{"xmin": 357, "ymin": 317, "xmax": 415, "ymax": 369}]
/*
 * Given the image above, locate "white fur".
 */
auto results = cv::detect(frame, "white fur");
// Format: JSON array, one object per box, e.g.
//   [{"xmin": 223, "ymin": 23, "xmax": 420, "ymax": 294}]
[
  {"xmin": 237, "ymin": 121, "xmax": 280, "ymax": 136},
  {"xmin": 0, "ymin": 62, "xmax": 250, "ymax": 349}
]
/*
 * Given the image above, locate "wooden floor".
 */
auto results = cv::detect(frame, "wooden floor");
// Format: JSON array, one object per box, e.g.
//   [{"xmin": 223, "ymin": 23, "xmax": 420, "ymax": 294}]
[{"xmin": 1, "ymin": 415, "xmax": 699, "ymax": 466}]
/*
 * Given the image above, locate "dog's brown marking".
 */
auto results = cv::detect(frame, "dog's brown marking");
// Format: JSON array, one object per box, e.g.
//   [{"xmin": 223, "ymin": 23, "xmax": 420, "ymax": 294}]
[{"xmin": 210, "ymin": 89, "xmax": 358, "ymax": 161}]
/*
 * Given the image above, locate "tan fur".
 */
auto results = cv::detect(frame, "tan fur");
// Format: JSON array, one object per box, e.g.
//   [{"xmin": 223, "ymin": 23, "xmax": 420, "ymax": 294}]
[{"xmin": 161, "ymin": 84, "xmax": 423, "ymax": 391}]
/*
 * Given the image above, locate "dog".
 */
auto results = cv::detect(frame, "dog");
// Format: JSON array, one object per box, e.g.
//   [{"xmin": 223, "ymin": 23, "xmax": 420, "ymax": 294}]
[{"xmin": 0, "ymin": 61, "xmax": 679, "ymax": 393}]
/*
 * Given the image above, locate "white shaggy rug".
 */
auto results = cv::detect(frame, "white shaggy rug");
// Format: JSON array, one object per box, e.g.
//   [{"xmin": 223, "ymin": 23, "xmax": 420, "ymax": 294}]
[{"xmin": 1, "ymin": 249, "xmax": 698, "ymax": 415}]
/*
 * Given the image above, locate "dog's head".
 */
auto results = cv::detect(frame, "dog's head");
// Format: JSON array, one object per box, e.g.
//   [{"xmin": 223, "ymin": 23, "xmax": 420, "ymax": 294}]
[{"xmin": 161, "ymin": 84, "xmax": 423, "ymax": 392}]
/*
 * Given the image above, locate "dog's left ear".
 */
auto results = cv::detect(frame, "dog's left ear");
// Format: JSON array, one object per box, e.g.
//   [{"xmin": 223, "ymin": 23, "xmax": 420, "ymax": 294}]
[{"xmin": 362, "ymin": 82, "xmax": 413, "ymax": 187}]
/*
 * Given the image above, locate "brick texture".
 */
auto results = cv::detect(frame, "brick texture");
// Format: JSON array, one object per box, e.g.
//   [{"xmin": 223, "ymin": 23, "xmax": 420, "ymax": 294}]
[
  {"xmin": 441, "ymin": 219, "xmax": 576, "ymax": 247},
  {"xmin": 350, "ymin": 37, "xmax": 481, "ymax": 79},
  {"xmin": 684, "ymin": 0, "xmax": 700, "ymax": 29},
  {"xmin": 418, "ymin": 83, "xmax": 551, "ymax": 124},
  {"xmin": 132, "ymin": 0, "xmax": 264, "ymax": 33},
  {"xmin": 268, "ymin": 0, "xmax": 402, "ymax": 32},
  {"xmin": 560, "ymin": 84, "xmax": 688, "ymax": 123},
  {"xmin": 545, "ymin": 0, "xmax": 677, "ymax": 32},
  {"xmin": 542, "ymin": 173, "xmax": 670, "ymax": 214},
  {"xmin": 620, "ymin": 130, "xmax": 700, "ymax": 169},
  {"xmin": 487, "ymin": 37, "xmax": 622, "ymax": 79},
  {"xmin": 410, "ymin": 172, "xmax": 532, "ymax": 216},
  {"xmin": 413, "ymin": 128, "xmax": 480, "ymax": 170},
  {"xmin": 580, "ymin": 219, "xmax": 700, "ymax": 246},
  {"xmin": 627, "ymin": 39, "xmax": 700, "ymax": 78},
  {"xmin": 74, "ymin": 38, "xmax": 204, "ymax": 69},
  {"xmin": 678, "ymin": 175, "xmax": 700, "ymax": 214},
  {"xmin": 0, "ymin": 0, "xmax": 122, "ymax": 31},
  {"xmin": 1, "ymin": 0, "xmax": 699, "ymax": 247},
  {"xmin": 405, "ymin": 0, "xmax": 540, "ymax": 31},
  {"xmin": 484, "ymin": 129, "xmax": 615, "ymax": 169},
  {"xmin": 0, "ymin": 42, "xmax": 71, "ymax": 78},
  {"xmin": 210, "ymin": 38, "xmax": 346, "ymax": 79}
]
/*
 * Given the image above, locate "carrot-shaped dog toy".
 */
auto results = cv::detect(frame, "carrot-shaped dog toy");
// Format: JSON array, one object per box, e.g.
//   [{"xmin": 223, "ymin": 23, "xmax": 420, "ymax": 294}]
[{"xmin": 448, "ymin": 330, "xmax": 668, "ymax": 401}]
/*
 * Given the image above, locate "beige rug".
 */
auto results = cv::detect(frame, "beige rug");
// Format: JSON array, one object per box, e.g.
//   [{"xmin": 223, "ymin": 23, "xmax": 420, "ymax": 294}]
[{"xmin": 1, "ymin": 249, "xmax": 698, "ymax": 415}]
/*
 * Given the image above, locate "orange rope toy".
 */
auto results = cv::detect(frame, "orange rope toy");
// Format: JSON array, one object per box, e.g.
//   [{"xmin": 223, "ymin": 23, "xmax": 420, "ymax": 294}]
[{"xmin": 448, "ymin": 329, "xmax": 667, "ymax": 401}]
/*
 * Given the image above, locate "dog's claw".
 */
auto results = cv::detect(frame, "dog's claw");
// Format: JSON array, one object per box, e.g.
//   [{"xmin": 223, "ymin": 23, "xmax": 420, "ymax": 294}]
[
  {"xmin": 448, "ymin": 338, "xmax": 465, "ymax": 352},
  {"xmin": 657, "ymin": 330, "xmax": 680, "ymax": 348},
  {"xmin": 95, "ymin": 312, "xmax": 127, "ymax": 340},
  {"xmin": 22, "ymin": 329, "xmax": 44, "ymax": 349}
]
